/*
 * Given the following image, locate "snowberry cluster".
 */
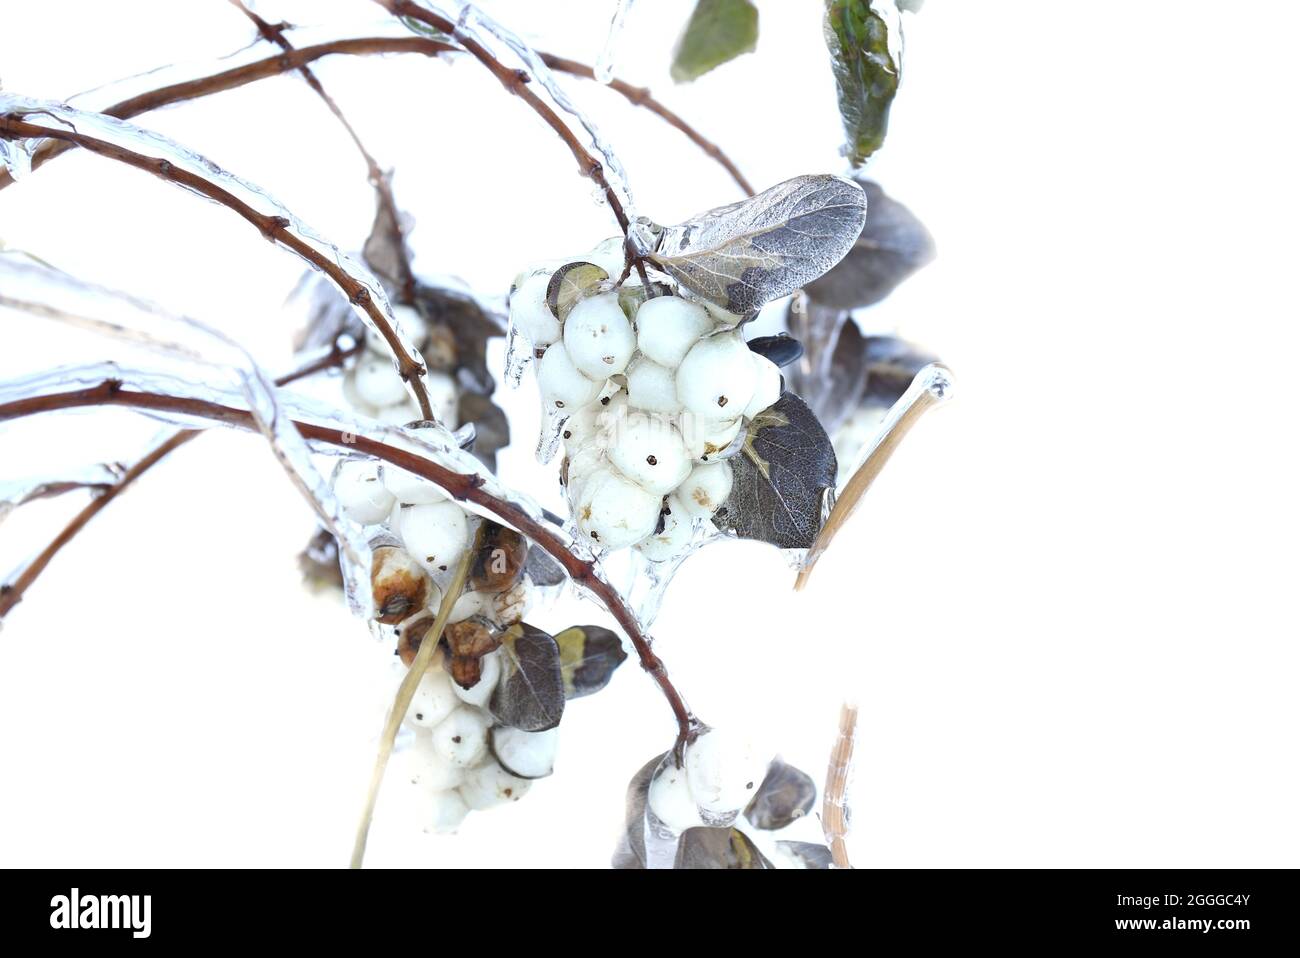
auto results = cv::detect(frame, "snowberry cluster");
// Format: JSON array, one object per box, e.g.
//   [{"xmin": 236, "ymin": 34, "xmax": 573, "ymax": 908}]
[
  {"xmin": 509, "ymin": 242, "xmax": 781, "ymax": 557},
  {"xmin": 329, "ymin": 322, "xmax": 554, "ymax": 835}
]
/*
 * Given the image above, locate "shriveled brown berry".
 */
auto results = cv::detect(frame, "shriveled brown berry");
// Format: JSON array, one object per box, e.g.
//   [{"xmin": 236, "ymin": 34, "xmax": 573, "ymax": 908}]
[
  {"xmin": 396, "ymin": 611, "xmax": 435, "ymax": 667},
  {"xmin": 371, "ymin": 546, "xmax": 431, "ymax": 625},
  {"xmin": 469, "ymin": 521, "xmax": 528, "ymax": 593},
  {"xmin": 445, "ymin": 616, "xmax": 502, "ymax": 689}
]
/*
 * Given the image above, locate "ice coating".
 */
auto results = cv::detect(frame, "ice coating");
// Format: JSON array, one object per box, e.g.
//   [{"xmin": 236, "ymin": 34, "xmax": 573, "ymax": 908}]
[
  {"xmin": 0, "ymin": 94, "xmax": 427, "ymax": 414},
  {"xmin": 400, "ymin": 1, "xmax": 635, "ymax": 217},
  {"xmin": 0, "ymin": 463, "xmax": 124, "ymax": 526},
  {"xmin": 594, "ymin": 0, "xmax": 636, "ymax": 85}
]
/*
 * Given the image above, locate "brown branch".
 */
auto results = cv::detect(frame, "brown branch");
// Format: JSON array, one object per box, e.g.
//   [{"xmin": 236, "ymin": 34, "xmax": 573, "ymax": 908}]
[
  {"xmin": 0, "ymin": 379, "xmax": 701, "ymax": 755},
  {"xmin": 0, "ymin": 114, "xmax": 434, "ymax": 421},
  {"xmin": 537, "ymin": 53, "xmax": 754, "ymax": 196},
  {"xmin": 227, "ymin": 1, "xmax": 418, "ymax": 303},
  {"xmin": 822, "ymin": 702, "xmax": 858, "ymax": 869},
  {"xmin": 0, "ymin": 338, "xmax": 360, "ymax": 621},
  {"xmin": 0, "ymin": 37, "xmax": 751, "ymax": 201}
]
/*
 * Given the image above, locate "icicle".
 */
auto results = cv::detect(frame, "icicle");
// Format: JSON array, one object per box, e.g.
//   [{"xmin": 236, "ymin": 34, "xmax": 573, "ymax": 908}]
[
  {"xmin": 0, "ymin": 138, "xmax": 33, "ymax": 180},
  {"xmin": 535, "ymin": 407, "xmax": 567, "ymax": 465},
  {"xmin": 594, "ymin": 0, "xmax": 636, "ymax": 85},
  {"xmin": 502, "ymin": 320, "xmax": 530, "ymax": 388}
]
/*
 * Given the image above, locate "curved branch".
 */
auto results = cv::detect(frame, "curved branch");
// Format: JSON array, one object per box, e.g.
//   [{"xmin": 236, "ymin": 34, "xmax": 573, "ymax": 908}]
[
  {"xmin": 0, "ymin": 113, "xmax": 435, "ymax": 422},
  {"xmin": 0, "ymin": 339, "xmax": 361, "ymax": 621},
  {"xmin": 0, "ymin": 380, "xmax": 701, "ymax": 753}
]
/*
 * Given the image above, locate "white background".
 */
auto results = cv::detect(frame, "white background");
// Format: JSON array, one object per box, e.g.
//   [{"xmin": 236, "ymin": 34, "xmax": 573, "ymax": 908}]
[{"xmin": 1, "ymin": 0, "xmax": 1298, "ymax": 867}]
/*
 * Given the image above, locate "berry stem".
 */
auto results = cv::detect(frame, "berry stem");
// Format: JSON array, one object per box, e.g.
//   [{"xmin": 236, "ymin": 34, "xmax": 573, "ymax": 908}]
[
  {"xmin": 350, "ymin": 527, "xmax": 479, "ymax": 869},
  {"xmin": 822, "ymin": 702, "xmax": 858, "ymax": 869},
  {"xmin": 0, "ymin": 380, "xmax": 702, "ymax": 753}
]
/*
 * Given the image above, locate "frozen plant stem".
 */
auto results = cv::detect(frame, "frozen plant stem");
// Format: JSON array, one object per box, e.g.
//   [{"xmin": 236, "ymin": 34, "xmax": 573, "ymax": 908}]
[
  {"xmin": 350, "ymin": 534, "xmax": 476, "ymax": 869},
  {"xmin": 0, "ymin": 339, "xmax": 361, "ymax": 621},
  {"xmin": 226, "ymin": 1, "xmax": 418, "ymax": 302},
  {"xmin": 795, "ymin": 363, "xmax": 954, "ymax": 591},
  {"xmin": 823, "ymin": 702, "xmax": 858, "ymax": 869},
  {"xmin": 0, "ymin": 382, "xmax": 701, "ymax": 756},
  {"xmin": 0, "ymin": 114, "xmax": 435, "ymax": 422},
  {"xmin": 0, "ymin": 39, "xmax": 752, "ymax": 198},
  {"xmin": 373, "ymin": 0, "xmax": 652, "ymax": 285}
]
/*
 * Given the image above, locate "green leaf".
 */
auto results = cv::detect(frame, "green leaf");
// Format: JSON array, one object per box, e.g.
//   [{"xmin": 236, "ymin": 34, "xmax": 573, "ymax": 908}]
[
  {"xmin": 554, "ymin": 625, "xmax": 628, "ymax": 699},
  {"xmin": 546, "ymin": 261, "xmax": 609, "ymax": 322},
  {"xmin": 744, "ymin": 758, "xmax": 818, "ymax": 830},
  {"xmin": 715, "ymin": 391, "xmax": 838, "ymax": 550},
  {"xmin": 489, "ymin": 623, "xmax": 566, "ymax": 732},
  {"xmin": 671, "ymin": 0, "xmax": 759, "ymax": 83},
  {"xmin": 649, "ymin": 174, "xmax": 867, "ymax": 317},
  {"xmin": 824, "ymin": 0, "xmax": 900, "ymax": 166}
]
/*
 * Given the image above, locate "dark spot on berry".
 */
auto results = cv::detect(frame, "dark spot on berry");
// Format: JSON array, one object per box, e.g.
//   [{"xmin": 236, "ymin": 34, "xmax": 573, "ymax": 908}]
[
  {"xmin": 427, "ymin": 556, "xmax": 435, "ymax": 563},
  {"xmin": 504, "ymin": 788, "xmax": 514, "ymax": 797},
  {"xmin": 439, "ymin": 565, "xmax": 447, "ymax": 572},
  {"xmin": 452, "ymin": 736, "xmax": 462, "ymax": 744},
  {"xmin": 555, "ymin": 400, "xmax": 565, "ymax": 408},
  {"xmin": 646, "ymin": 455, "xmax": 657, "ymax": 466},
  {"xmin": 563, "ymin": 430, "xmax": 571, "ymax": 439},
  {"xmin": 600, "ymin": 396, "xmax": 610, "ymax": 405},
  {"xmin": 590, "ymin": 531, "xmax": 600, "ymax": 540},
  {"xmin": 717, "ymin": 396, "xmax": 729, "ymax": 407},
  {"xmin": 415, "ymin": 713, "xmax": 424, "ymax": 721},
  {"xmin": 746, "ymin": 781, "xmax": 754, "ymax": 789}
]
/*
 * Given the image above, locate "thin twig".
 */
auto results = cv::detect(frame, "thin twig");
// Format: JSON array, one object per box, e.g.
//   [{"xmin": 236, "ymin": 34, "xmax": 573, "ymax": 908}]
[
  {"xmin": 350, "ymin": 532, "xmax": 477, "ymax": 869},
  {"xmin": 795, "ymin": 364, "xmax": 953, "ymax": 591},
  {"xmin": 0, "ymin": 113, "xmax": 434, "ymax": 421},
  {"xmin": 822, "ymin": 702, "xmax": 858, "ymax": 869},
  {"xmin": 0, "ymin": 338, "xmax": 360, "ymax": 620},
  {"xmin": 0, "ymin": 38, "xmax": 749, "ymax": 200},
  {"xmin": 227, "ymin": 1, "xmax": 418, "ymax": 303},
  {"xmin": 0, "ymin": 381, "xmax": 701, "ymax": 755}
]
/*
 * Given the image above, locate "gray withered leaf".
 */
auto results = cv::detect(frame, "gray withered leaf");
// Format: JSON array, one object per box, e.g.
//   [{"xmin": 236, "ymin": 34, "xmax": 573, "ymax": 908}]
[
  {"xmin": 489, "ymin": 622, "xmax": 565, "ymax": 732},
  {"xmin": 361, "ymin": 187, "xmax": 414, "ymax": 295},
  {"xmin": 862, "ymin": 334, "xmax": 940, "ymax": 409},
  {"xmin": 674, "ymin": 827, "xmax": 775, "ymax": 869},
  {"xmin": 744, "ymin": 758, "xmax": 818, "ymax": 830},
  {"xmin": 554, "ymin": 625, "xmax": 627, "ymax": 699},
  {"xmin": 411, "ymin": 281, "xmax": 505, "ymax": 396},
  {"xmin": 523, "ymin": 544, "xmax": 567, "ymax": 587},
  {"xmin": 714, "ymin": 391, "xmax": 838, "ymax": 550},
  {"xmin": 649, "ymin": 174, "xmax": 867, "ymax": 317},
  {"xmin": 297, "ymin": 527, "xmax": 344, "ymax": 593},
  {"xmin": 776, "ymin": 840, "xmax": 834, "ymax": 869},
  {"xmin": 613, "ymin": 753, "xmax": 681, "ymax": 869},
  {"xmin": 824, "ymin": 1, "xmax": 901, "ymax": 167},
  {"xmin": 804, "ymin": 179, "xmax": 935, "ymax": 310},
  {"xmin": 670, "ymin": 0, "xmax": 759, "ymax": 84},
  {"xmin": 456, "ymin": 392, "xmax": 509, "ymax": 472}
]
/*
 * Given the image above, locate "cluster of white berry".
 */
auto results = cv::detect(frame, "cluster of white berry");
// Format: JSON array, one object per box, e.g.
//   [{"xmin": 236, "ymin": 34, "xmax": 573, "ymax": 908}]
[
  {"xmin": 509, "ymin": 242, "xmax": 781, "ymax": 558},
  {"xmin": 340, "ymin": 304, "xmax": 459, "ymax": 428},
  {"xmin": 329, "ymin": 316, "xmax": 552, "ymax": 834}
]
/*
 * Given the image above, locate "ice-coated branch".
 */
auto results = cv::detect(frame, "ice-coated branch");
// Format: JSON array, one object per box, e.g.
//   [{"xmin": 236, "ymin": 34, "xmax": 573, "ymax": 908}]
[
  {"xmin": 0, "ymin": 101, "xmax": 436, "ymax": 422},
  {"xmin": 226, "ymin": 1, "xmax": 418, "ymax": 303},
  {"xmin": 0, "ymin": 339, "xmax": 361, "ymax": 622},
  {"xmin": 0, "ymin": 36, "xmax": 752, "ymax": 199},
  {"xmin": 0, "ymin": 377, "xmax": 701, "ymax": 753}
]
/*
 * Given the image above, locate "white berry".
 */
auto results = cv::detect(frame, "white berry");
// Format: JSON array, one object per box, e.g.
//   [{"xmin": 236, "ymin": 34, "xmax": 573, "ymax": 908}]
[
  {"xmin": 680, "ymin": 414, "xmax": 744, "ymax": 461},
  {"xmin": 491, "ymin": 726, "xmax": 560, "ymax": 779},
  {"xmin": 636, "ymin": 296, "xmax": 712, "ymax": 368},
  {"xmin": 563, "ymin": 292, "xmax": 636, "ymax": 379},
  {"xmin": 332, "ymin": 458, "xmax": 395, "ymax": 525},
  {"xmin": 509, "ymin": 271, "xmax": 562, "ymax": 347},
  {"xmin": 403, "ymin": 668, "xmax": 459, "ymax": 729},
  {"xmin": 584, "ymin": 236, "xmax": 628, "ymax": 278},
  {"xmin": 383, "ymin": 425, "xmax": 451, "ymax": 505},
  {"xmin": 677, "ymin": 332, "xmax": 757, "ymax": 417},
  {"xmin": 683, "ymin": 727, "xmax": 766, "ymax": 821},
  {"xmin": 399, "ymin": 501, "xmax": 470, "ymax": 574},
  {"xmin": 399, "ymin": 730, "xmax": 466, "ymax": 790},
  {"xmin": 744, "ymin": 351, "xmax": 782, "ymax": 419},
  {"xmin": 431, "ymin": 707, "xmax": 490, "ymax": 767},
  {"xmin": 352, "ymin": 354, "xmax": 410, "ymax": 408},
  {"xmin": 626, "ymin": 357, "xmax": 683, "ymax": 415},
  {"xmin": 563, "ymin": 444, "xmax": 607, "ymax": 503},
  {"xmin": 425, "ymin": 789, "xmax": 470, "ymax": 833},
  {"xmin": 367, "ymin": 304, "xmax": 429, "ymax": 356},
  {"xmin": 678, "ymin": 461, "xmax": 734, "ymax": 518},
  {"xmin": 636, "ymin": 494, "xmax": 694, "ymax": 562},
  {"xmin": 537, "ymin": 343, "xmax": 603, "ymax": 411},
  {"xmin": 575, "ymin": 468, "xmax": 662, "ymax": 549},
  {"xmin": 607, "ymin": 412, "xmax": 691, "ymax": 495},
  {"xmin": 451, "ymin": 648, "xmax": 502, "ymax": 708},
  {"xmin": 648, "ymin": 759, "xmax": 703, "ymax": 833},
  {"xmin": 458, "ymin": 758, "xmax": 533, "ymax": 810}
]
